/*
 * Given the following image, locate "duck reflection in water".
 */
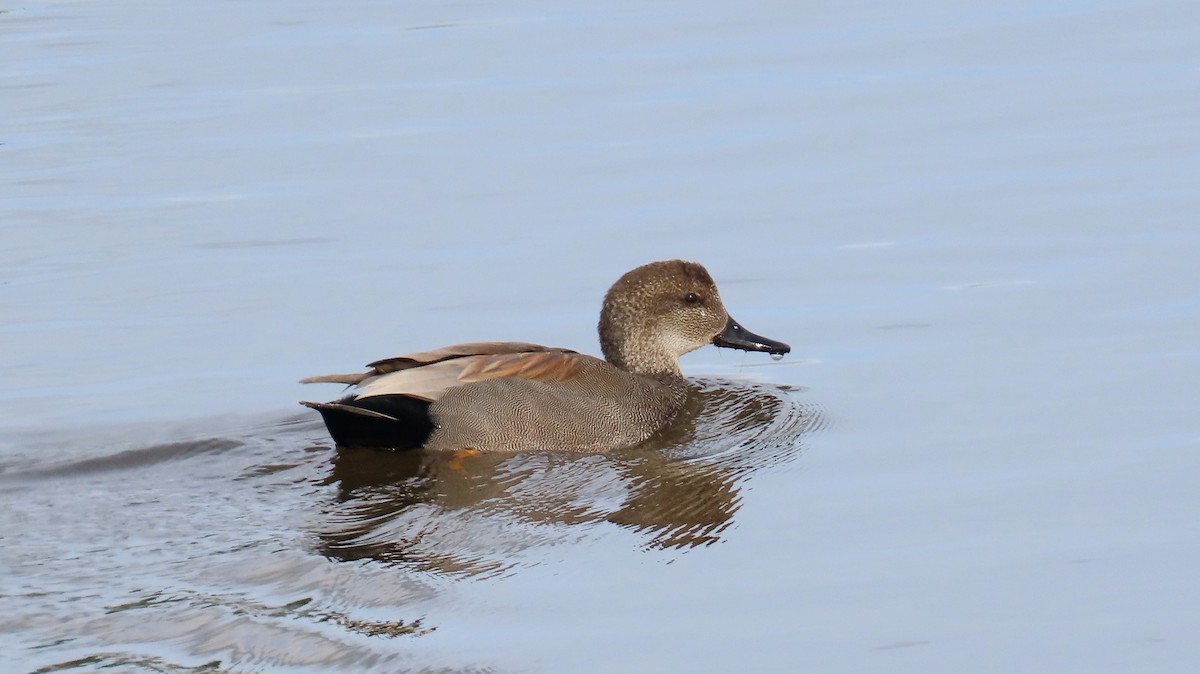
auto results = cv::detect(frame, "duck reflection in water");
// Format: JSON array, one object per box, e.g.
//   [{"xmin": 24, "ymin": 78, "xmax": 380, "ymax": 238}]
[{"xmin": 313, "ymin": 380, "xmax": 818, "ymax": 575}]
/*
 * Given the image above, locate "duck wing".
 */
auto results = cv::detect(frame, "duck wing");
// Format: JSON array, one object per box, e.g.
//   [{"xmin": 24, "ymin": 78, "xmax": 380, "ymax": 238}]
[
  {"xmin": 355, "ymin": 348, "xmax": 595, "ymax": 402},
  {"xmin": 366, "ymin": 342, "xmax": 556, "ymax": 373},
  {"xmin": 301, "ymin": 342, "xmax": 592, "ymax": 402},
  {"xmin": 299, "ymin": 341, "xmax": 559, "ymax": 385}
]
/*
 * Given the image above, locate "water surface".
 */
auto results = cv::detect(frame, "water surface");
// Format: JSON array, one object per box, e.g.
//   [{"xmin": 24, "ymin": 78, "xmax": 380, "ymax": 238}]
[{"xmin": 3, "ymin": 1, "xmax": 1199, "ymax": 672}]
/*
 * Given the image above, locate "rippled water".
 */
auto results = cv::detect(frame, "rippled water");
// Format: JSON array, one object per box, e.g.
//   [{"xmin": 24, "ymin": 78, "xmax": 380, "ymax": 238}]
[
  {"xmin": 5, "ymin": 0, "xmax": 1200, "ymax": 672},
  {"xmin": 2, "ymin": 381, "xmax": 814, "ymax": 672}
]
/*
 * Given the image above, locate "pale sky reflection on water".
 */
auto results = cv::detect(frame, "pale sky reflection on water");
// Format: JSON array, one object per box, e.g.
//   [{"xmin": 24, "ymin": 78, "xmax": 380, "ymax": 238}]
[{"xmin": 2, "ymin": 1, "xmax": 1199, "ymax": 672}]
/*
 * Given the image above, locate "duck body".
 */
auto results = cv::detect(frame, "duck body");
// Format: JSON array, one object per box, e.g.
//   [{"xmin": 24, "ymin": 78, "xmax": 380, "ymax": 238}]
[
  {"xmin": 301, "ymin": 260, "xmax": 790, "ymax": 452},
  {"xmin": 303, "ymin": 343, "xmax": 687, "ymax": 452}
]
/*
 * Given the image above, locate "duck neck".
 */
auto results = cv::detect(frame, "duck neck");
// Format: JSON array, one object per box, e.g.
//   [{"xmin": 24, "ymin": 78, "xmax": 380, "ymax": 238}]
[{"xmin": 600, "ymin": 331, "xmax": 682, "ymax": 378}]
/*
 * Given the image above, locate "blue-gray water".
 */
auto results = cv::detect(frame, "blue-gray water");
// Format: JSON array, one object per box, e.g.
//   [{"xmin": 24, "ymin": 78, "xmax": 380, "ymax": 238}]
[{"xmin": 3, "ymin": 1, "xmax": 1198, "ymax": 672}]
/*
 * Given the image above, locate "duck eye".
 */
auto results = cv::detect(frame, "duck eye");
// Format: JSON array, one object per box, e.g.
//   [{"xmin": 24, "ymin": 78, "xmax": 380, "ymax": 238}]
[{"xmin": 684, "ymin": 292, "xmax": 701, "ymax": 305}]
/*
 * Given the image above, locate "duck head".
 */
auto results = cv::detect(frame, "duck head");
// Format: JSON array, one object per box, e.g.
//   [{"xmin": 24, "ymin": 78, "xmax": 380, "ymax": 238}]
[{"xmin": 598, "ymin": 259, "xmax": 790, "ymax": 376}]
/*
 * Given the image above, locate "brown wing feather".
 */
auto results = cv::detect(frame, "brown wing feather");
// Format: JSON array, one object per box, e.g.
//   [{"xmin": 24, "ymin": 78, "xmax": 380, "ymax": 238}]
[
  {"xmin": 365, "ymin": 342, "xmax": 559, "ymax": 373},
  {"xmin": 301, "ymin": 341, "xmax": 568, "ymax": 385},
  {"xmin": 457, "ymin": 350, "xmax": 590, "ymax": 381},
  {"xmin": 354, "ymin": 349, "xmax": 597, "ymax": 402},
  {"xmin": 299, "ymin": 372, "xmax": 371, "ymax": 385}
]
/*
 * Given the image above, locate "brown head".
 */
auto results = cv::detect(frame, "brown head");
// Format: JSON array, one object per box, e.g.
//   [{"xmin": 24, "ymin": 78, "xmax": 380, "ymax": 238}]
[{"xmin": 598, "ymin": 260, "xmax": 790, "ymax": 376}]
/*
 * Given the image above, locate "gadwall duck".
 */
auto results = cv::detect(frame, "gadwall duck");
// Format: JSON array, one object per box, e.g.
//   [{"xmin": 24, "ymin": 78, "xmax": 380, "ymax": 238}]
[{"xmin": 301, "ymin": 260, "xmax": 789, "ymax": 452}]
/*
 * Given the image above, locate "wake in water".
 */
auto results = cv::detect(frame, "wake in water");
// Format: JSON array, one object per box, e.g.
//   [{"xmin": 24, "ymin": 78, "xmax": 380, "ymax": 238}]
[{"xmin": 2, "ymin": 378, "xmax": 820, "ymax": 671}]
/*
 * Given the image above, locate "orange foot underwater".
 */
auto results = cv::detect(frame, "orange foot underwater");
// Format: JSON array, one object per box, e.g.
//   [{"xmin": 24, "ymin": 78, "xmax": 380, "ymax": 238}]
[{"xmin": 447, "ymin": 448, "xmax": 481, "ymax": 473}]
